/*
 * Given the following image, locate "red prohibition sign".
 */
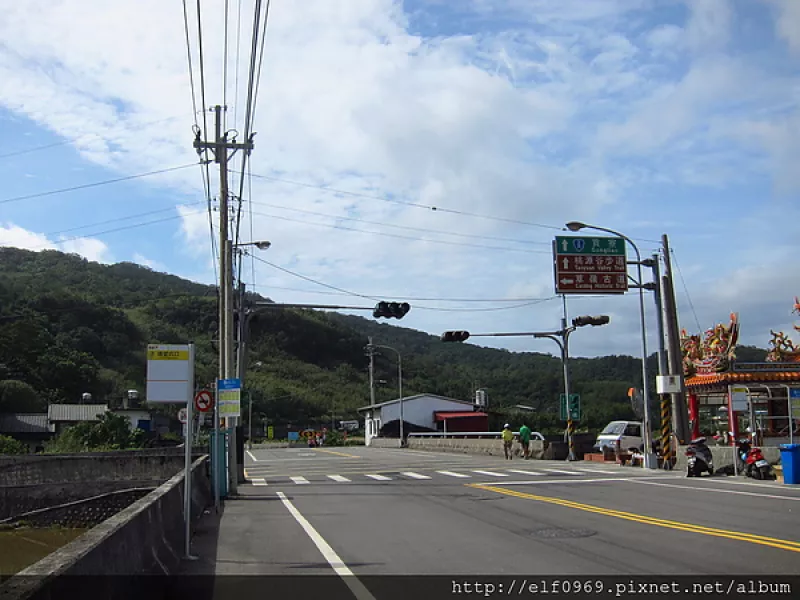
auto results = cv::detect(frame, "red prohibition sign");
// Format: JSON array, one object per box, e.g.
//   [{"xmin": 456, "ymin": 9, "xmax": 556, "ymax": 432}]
[{"xmin": 194, "ymin": 390, "xmax": 214, "ymax": 413}]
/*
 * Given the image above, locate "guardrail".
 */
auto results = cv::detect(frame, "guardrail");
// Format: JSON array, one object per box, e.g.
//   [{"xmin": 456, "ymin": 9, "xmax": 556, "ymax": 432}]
[{"xmin": 407, "ymin": 431, "xmax": 546, "ymax": 440}]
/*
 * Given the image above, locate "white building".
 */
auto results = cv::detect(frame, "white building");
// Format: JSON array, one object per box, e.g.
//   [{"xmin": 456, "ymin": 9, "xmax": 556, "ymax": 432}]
[{"xmin": 357, "ymin": 394, "xmax": 487, "ymax": 446}]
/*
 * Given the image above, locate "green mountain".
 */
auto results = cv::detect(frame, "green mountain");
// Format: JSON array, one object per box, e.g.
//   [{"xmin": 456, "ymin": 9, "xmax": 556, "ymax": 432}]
[{"xmin": 0, "ymin": 247, "xmax": 768, "ymax": 434}]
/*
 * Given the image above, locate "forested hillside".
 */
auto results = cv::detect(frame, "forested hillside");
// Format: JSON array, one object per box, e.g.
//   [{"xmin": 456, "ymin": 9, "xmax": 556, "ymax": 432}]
[{"xmin": 0, "ymin": 248, "xmax": 768, "ymax": 434}]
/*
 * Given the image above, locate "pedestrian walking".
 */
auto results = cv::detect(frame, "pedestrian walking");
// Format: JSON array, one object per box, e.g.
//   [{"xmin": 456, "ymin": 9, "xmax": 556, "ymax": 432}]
[
  {"xmin": 502, "ymin": 423, "xmax": 514, "ymax": 460},
  {"xmin": 519, "ymin": 423, "xmax": 532, "ymax": 459}
]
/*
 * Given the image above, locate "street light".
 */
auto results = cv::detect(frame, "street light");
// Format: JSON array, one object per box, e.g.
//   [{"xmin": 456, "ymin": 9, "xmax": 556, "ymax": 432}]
[
  {"xmin": 368, "ymin": 344, "xmax": 403, "ymax": 444},
  {"xmin": 565, "ymin": 221, "xmax": 657, "ymax": 469}
]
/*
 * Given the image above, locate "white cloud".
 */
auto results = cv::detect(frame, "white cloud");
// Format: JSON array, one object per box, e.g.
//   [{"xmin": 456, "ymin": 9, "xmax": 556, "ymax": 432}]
[
  {"xmin": 684, "ymin": 0, "xmax": 733, "ymax": 53},
  {"xmin": 766, "ymin": 0, "xmax": 800, "ymax": 56},
  {"xmin": 0, "ymin": 223, "xmax": 112, "ymax": 263},
  {"xmin": 132, "ymin": 253, "xmax": 165, "ymax": 272}
]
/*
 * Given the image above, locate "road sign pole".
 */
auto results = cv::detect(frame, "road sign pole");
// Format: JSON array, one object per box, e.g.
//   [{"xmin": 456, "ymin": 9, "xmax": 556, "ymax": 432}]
[
  {"xmin": 183, "ymin": 343, "xmax": 196, "ymax": 560},
  {"xmin": 213, "ymin": 382, "xmax": 220, "ymax": 512}
]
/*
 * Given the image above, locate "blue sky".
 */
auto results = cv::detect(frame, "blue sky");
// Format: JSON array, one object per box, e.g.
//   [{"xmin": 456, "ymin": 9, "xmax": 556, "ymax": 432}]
[{"xmin": 0, "ymin": 0, "xmax": 798, "ymax": 359}]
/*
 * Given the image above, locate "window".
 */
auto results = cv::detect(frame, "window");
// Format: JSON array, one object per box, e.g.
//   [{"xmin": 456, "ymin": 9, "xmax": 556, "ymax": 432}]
[
  {"xmin": 601, "ymin": 422, "xmax": 626, "ymax": 435},
  {"xmin": 624, "ymin": 424, "xmax": 641, "ymax": 437}
]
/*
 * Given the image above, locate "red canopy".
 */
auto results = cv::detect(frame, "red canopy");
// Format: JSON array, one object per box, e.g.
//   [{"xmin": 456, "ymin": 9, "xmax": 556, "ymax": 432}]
[{"xmin": 434, "ymin": 411, "xmax": 487, "ymax": 421}]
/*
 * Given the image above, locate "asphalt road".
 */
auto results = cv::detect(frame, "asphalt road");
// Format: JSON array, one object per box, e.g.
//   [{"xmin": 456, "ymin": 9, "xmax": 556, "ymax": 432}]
[{"xmin": 179, "ymin": 445, "xmax": 800, "ymax": 598}]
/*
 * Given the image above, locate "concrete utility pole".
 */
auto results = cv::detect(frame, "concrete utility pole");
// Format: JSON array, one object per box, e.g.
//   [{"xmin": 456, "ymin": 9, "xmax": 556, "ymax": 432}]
[
  {"xmin": 194, "ymin": 104, "xmax": 254, "ymax": 496},
  {"xmin": 368, "ymin": 337, "xmax": 376, "ymax": 408},
  {"xmin": 661, "ymin": 234, "xmax": 690, "ymax": 444},
  {"xmin": 650, "ymin": 253, "xmax": 672, "ymax": 468}
]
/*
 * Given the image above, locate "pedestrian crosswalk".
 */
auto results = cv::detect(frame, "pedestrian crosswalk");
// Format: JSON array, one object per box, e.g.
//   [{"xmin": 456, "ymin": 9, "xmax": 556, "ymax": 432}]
[{"xmin": 245, "ymin": 465, "xmax": 660, "ymax": 487}]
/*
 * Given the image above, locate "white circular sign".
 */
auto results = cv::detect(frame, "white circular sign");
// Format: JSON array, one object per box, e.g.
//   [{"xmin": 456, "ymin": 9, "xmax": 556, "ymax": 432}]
[
  {"xmin": 194, "ymin": 390, "xmax": 213, "ymax": 413},
  {"xmin": 178, "ymin": 408, "xmax": 188, "ymax": 424}
]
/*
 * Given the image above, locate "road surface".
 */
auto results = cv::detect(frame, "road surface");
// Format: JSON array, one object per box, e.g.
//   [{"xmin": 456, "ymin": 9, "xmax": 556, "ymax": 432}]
[{"xmin": 177, "ymin": 445, "xmax": 800, "ymax": 598}]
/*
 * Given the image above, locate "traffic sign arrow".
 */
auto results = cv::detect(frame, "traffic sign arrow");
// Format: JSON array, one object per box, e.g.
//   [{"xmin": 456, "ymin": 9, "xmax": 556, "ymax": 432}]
[
  {"xmin": 561, "ymin": 239, "xmax": 568, "ymax": 252},
  {"xmin": 560, "ymin": 278, "xmax": 574, "ymax": 284},
  {"xmin": 562, "ymin": 257, "xmax": 569, "ymax": 269}
]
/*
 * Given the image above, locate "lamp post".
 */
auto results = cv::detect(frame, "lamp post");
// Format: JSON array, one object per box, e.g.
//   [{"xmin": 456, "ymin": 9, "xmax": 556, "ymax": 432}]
[
  {"xmin": 565, "ymin": 221, "xmax": 657, "ymax": 469},
  {"xmin": 368, "ymin": 344, "xmax": 403, "ymax": 444}
]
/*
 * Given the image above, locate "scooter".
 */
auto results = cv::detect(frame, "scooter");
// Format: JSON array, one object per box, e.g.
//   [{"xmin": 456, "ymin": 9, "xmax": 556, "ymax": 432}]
[
  {"xmin": 736, "ymin": 439, "xmax": 775, "ymax": 480},
  {"xmin": 686, "ymin": 437, "xmax": 714, "ymax": 477}
]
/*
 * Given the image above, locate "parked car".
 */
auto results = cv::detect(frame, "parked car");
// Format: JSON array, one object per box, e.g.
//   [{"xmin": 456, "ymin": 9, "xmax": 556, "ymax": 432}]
[{"xmin": 593, "ymin": 420, "xmax": 643, "ymax": 453}]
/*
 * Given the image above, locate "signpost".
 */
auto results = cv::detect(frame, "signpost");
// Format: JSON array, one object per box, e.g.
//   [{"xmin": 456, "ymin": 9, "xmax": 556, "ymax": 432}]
[
  {"xmin": 145, "ymin": 343, "xmax": 195, "ymax": 560},
  {"xmin": 553, "ymin": 236, "xmax": 628, "ymax": 295},
  {"xmin": 218, "ymin": 379, "xmax": 242, "ymax": 417},
  {"xmin": 560, "ymin": 393, "xmax": 581, "ymax": 421}
]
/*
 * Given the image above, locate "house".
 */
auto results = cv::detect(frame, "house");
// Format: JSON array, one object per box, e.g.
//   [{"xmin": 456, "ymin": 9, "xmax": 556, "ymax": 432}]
[
  {"xmin": 357, "ymin": 394, "xmax": 488, "ymax": 446},
  {"xmin": 111, "ymin": 408, "xmax": 155, "ymax": 432},
  {"xmin": 0, "ymin": 413, "xmax": 55, "ymax": 453},
  {"xmin": 47, "ymin": 403, "xmax": 108, "ymax": 435}
]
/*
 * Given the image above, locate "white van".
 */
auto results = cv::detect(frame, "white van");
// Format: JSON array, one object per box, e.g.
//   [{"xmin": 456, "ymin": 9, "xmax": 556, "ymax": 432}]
[{"xmin": 594, "ymin": 420, "xmax": 644, "ymax": 453}]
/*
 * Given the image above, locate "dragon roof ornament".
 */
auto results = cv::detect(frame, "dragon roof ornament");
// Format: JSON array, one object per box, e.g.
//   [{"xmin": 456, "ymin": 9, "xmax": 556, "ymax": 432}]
[
  {"xmin": 765, "ymin": 297, "xmax": 800, "ymax": 363},
  {"xmin": 680, "ymin": 313, "xmax": 739, "ymax": 378}
]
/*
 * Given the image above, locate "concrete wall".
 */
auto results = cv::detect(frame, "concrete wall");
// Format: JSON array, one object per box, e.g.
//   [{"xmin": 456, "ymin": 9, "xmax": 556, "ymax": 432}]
[
  {"xmin": 0, "ymin": 457, "xmax": 211, "ymax": 600},
  {"xmin": 0, "ymin": 448, "xmax": 199, "ymax": 520},
  {"xmin": 369, "ymin": 438, "xmax": 402, "ymax": 449},
  {"xmin": 406, "ymin": 437, "xmax": 548, "ymax": 458}
]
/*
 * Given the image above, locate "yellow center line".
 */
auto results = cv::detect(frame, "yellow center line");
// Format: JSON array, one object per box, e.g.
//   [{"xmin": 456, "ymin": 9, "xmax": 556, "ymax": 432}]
[
  {"xmin": 468, "ymin": 484, "xmax": 800, "ymax": 553},
  {"xmin": 312, "ymin": 448, "xmax": 362, "ymax": 458}
]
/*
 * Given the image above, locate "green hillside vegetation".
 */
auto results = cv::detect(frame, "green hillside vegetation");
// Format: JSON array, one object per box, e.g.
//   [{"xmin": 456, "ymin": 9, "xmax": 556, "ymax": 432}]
[{"xmin": 0, "ymin": 247, "xmax": 768, "ymax": 436}]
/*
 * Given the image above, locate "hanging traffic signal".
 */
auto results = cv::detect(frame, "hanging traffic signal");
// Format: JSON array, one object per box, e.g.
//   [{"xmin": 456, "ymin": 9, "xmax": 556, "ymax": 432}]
[
  {"xmin": 373, "ymin": 301, "xmax": 411, "ymax": 319},
  {"xmin": 572, "ymin": 315, "xmax": 610, "ymax": 328},
  {"xmin": 441, "ymin": 330, "xmax": 470, "ymax": 342}
]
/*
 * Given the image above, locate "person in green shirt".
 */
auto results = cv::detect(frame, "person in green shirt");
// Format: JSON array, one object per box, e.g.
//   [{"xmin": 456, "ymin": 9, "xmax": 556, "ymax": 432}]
[
  {"xmin": 518, "ymin": 423, "xmax": 532, "ymax": 459},
  {"xmin": 502, "ymin": 423, "xmax": 514, "ymax": 460}
]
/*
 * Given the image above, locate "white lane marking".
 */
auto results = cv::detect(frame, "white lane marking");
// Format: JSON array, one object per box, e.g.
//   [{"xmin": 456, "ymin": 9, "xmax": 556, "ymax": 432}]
[
  {"xmin": 277, "ymin": 492, "xmax": 376, "ymax": 600},
  {"xmin": 401, "ymin": 472, "xmax": 432, "ymax": 479},
  {"xmin": 507, "ymin": 469, "xmax": 545, "ymax": 476},
  {"xmin": 328, "ymin": 475, "xmax": 350, "ymax": 482},
  {"xmin": 574, "ymin": 468, "xmax": 620, "ymax": 475},
  {"xmin": 365, "ymin": 474, "xmax": 392, "ymax": 481},
  {"xmin": 624, "ymin": 479, "xmax": 800, "ymax": 501},
  {"xmin": 477, "ymin": 477, "xmax": 630, "ymax": 486},
  {"xmin": 472, "ymin": 470, "xmax": 508, "ymax": 477},
  {"xmin": 246, "ymin": 450, "xmax": 258, "ymax": 462},
  {"xmin": 251, "ymin": 478, "xmax": 267, "ymax": 486},
  {"xmin": 298, "ymin": 453, "xmax": 316, "ymax": 457},
  {"xmin": 291, "ymin": 476, "xmax": 310, "ymax": 485},
  {"xmin": 543, "ymin": 468, "xmax": 582, "ymax": 475},
  {"xmin": 437, "ymin": 471, "xmax": 471, "ymax": 478}
]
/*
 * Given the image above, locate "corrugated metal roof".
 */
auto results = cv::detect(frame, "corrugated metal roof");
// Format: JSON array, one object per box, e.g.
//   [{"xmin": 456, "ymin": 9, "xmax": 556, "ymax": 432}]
[
  {"xmin": 0, "ymin": 413, "xmax": 53, "ymax": 434},
  {"xmin": 47, "ymin": 404, "xmax": 108, "ymax": 422},
  {"xmin": 357, "ymin": 394, "xmax": 474, "ymax": 412}
]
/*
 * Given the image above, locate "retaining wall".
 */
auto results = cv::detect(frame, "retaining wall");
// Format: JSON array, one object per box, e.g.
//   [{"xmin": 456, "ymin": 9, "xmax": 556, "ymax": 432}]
[
  {"xmin": 0, "ymin": 456, "xmax": 211, "ymax": 600},
  {"xmin": 405, "ymin": 437, "xmax": 548, "ymax": 458},
  {"xmin": 0, "ymin": 448, "xmax": 201, "ymax": 519}
]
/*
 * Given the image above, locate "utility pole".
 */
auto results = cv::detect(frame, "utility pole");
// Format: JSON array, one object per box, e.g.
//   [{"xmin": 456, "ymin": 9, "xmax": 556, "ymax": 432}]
[
  {"xmin": 650, "ymin": 253, "xmax": 672, "ymax": 468},
  {"xmin": 368, "ymin": 337, "xmax": 376, "ymax": 408},
  {"xmin": 194, "ymin": 104, "xmax": 254, "ymax": 496},
  {"xmin": 661, "ymin": 234, "xmax": 690, "ymax": 444}
]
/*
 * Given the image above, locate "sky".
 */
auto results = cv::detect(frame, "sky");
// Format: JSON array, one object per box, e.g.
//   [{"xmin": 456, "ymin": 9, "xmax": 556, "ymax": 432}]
[{"xmin": 0, "ymin": 0, "xmax": 798, "ymax": 360}]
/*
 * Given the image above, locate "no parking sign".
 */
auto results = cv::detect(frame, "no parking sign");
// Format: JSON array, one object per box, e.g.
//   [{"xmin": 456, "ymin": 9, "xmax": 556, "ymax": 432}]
[{"xmin": 194, "ymin": 390, "xmax": 214, "ymax": 413}]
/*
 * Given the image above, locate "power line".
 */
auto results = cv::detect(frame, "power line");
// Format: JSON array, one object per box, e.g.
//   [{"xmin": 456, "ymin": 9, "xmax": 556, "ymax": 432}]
[
  {"xmin": 248, "ymin": 199, "xmax": 550, "ymax": 246},
  {"xmin": 248, "ymin": 0, "xmax": 272, "ymax": 130},
  {"xmin": 670, "ymin": 248, "xmax": 702, "ymax": 331},
  {"xmin": 222, "ymin": 0, "xmax": 230, "ymax": 132},
  {"xmin": 246, "ymin": 171, "xmax": 562, "ymax": 231},
  {"xmin": 0, "ymin": 163, "xmax": 198, "ymax": 206},
  {"xmin": 0, "ymin": 140, "xmax": 72, "ymax": 159},
  {"xmin": 246, "ymin": 209, "xmax": 550, "ymax": 254}
]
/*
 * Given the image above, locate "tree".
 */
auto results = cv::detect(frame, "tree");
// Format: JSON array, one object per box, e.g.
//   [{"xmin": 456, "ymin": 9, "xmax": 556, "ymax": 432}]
[
  {"xmin": 44, "ymin": 412, "xmax": 144, "ymax": 453},
  {"xmin": 0, "ymin": 434, "xmax": 27, "ymax": 455},
  {"xmin": 0, "ymin": 379, "xmax": 45, "ymax": 412}
]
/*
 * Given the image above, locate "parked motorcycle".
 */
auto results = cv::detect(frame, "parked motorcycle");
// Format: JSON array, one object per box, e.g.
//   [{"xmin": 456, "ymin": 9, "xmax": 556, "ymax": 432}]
[
  {"xmin": 686, "ymin": 437, "xmax": 714, "ymax": 477},
  {"xmin": 736, "ymin": 439, "xmax": 775, "ymax": 480}
]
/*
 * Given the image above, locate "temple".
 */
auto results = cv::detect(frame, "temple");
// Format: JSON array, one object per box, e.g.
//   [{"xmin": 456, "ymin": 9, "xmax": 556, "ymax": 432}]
[{"xmin": 681, "ymin": 298, "xmax": 800, "ymax": 446}]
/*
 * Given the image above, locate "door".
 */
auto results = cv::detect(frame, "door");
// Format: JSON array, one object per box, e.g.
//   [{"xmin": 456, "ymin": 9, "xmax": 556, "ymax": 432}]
[{"xmin": 621, "ymin": 423, "xmax": 642, "ymax": 451}]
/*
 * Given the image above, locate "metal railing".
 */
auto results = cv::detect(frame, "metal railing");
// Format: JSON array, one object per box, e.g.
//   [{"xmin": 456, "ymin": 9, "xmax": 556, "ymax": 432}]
[{"xmin": 407, "ymin": 431, "xmax": 546, "ymax": 440}]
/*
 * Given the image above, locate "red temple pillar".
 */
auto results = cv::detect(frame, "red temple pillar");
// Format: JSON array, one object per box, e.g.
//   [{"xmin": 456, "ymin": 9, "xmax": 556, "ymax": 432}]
[{"xmin": 688, "ymin": 393, "xmax": 701, "ymax": 440}]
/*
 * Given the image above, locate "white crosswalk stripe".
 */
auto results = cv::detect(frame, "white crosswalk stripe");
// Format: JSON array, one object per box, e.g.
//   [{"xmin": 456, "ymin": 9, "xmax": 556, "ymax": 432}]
[
  {"xmin": 365, "ymin": 474, "xmax": 392, "ymax": 481},
  {"xmin": 291, "ymin": 476, "xmax": 310, "ymax": 485},
  {"xmin": 472, "ymin": 470, "xmax": 508, "ymax": 477},
  {"xmin": 328, "ymin": 475, "xmax": 350, "ymax": 482},
  {"xmin": 543, "ymin": 468, "xmax": 582, "ymax": 475},
  {"xmin": 251, "ymin": 478, "xmax": 267, "ymax": 486},
  {"xmin": 401, "ymin": 472, "xmax": 431, "ymax": 479},
  {"xmin": 574, "ymin": 468, "xmax": 620, "ymax": 475},
  {"xmin": 437, "ymin": 471, "xmax": 471, "ymax": 478},
  {"xmin": 507, "ymin": 469, "xmax": 544, "ymax": 476}
]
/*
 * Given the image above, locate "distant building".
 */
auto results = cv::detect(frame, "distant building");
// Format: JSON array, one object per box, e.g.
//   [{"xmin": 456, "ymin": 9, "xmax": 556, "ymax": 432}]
[
  {"xmin": 47, "ymin": 403, "xmax": 109, "ymax": 435},
  {"xmin": 357, "ymin": 394, "xmax": 488, "ymax": 446},
  {"xmin": 0, "ymin": 413, "xmax": 55, "ymax": 453}
]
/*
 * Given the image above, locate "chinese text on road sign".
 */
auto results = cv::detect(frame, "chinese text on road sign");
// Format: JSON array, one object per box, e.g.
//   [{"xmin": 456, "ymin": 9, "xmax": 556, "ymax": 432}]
[
  {"xmin": 553, "ymin": 236, "xmax": 628, "ymax": 295},
  {"xmin": 218, "ymin": 378, "xmax": 241, "ymax": 417}
]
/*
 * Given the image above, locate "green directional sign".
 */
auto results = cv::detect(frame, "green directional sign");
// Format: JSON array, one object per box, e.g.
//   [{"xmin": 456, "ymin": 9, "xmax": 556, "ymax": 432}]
[
  {"xmin": 559, "ymin": 393, "xmax": 581, "ymax": 421},
  {"xmin": 555, "ymin": 236, "xmax": 626, "ymax": 256}
]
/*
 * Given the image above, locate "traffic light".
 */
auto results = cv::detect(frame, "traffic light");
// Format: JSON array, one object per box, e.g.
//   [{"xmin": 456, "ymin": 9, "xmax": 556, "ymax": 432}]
[
  {"xmin": 441, "ymin": 330, "xmax": 470, "ymax": 342},
  {"xmin": 572, "ymin": 315, "xmax": 610, "ymax": 328},
  {"xmin": 373, "ymin": 301, "xmax": 411, "ymax": 319},
  {"xmin": 568, "ymin": 394, "xmax": 580, "ymax": 419}
]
